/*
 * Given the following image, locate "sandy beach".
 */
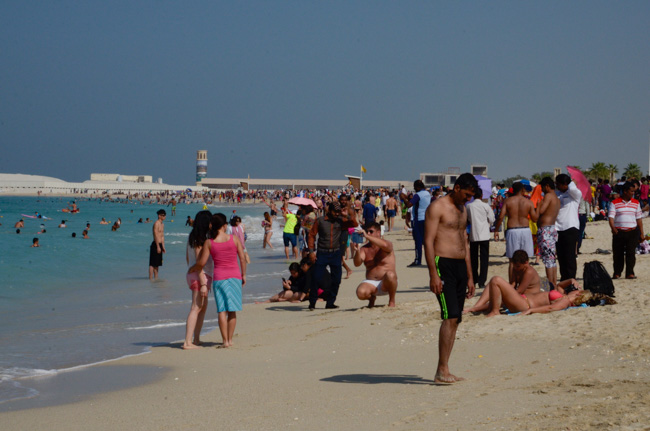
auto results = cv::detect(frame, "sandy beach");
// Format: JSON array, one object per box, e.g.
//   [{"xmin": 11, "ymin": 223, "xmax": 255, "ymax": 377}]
[{"xmin": 3, "ymin": 217, "xmax": 649, "ymax": 430}]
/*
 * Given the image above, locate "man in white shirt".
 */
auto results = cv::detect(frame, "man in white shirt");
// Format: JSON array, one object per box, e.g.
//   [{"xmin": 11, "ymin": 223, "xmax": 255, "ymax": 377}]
[
  {"xmin": 555, "ymin": 174, "xmax": 582, "ymax": 281},
  {"xmin": 466, "ymin": 188, "xmax": 495, "ymax": 288}
]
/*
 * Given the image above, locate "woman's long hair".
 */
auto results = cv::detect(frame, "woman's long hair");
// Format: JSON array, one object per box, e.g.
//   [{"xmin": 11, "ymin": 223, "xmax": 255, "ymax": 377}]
[
  {"xmin": 188, "ymin": 210, "xmax": 212, "ymax": 249},
  {"xmin": 209, "ymin": 213, "xmax": 228, "ymax": 239}
]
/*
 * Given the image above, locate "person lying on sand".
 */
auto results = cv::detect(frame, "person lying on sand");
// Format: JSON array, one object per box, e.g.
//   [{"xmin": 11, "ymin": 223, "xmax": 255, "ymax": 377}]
[{"xmin": 464, "ymin": 249, "xmax": 576, "ymax": 314}]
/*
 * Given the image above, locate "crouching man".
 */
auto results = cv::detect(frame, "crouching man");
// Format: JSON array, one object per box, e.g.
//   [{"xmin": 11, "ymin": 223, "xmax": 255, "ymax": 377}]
[{"xmin": 352, "ymin": 222, "xmax": 398, "ymax": 308}]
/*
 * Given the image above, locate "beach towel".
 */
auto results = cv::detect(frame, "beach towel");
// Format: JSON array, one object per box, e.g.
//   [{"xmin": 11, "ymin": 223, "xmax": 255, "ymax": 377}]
[{"xmin": 505, "ymin": 303, "xmax": 588, "ymax": 315}]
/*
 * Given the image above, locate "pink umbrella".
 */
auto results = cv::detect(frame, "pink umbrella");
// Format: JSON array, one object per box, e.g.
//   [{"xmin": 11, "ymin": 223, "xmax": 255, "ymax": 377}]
[
  {"xmin": 566, "ymin": 166, "xmax": 592, "ymax": 203},
  {"xmin": 288, "ymin": 196, "xmax": 318, "ymax": 209}
]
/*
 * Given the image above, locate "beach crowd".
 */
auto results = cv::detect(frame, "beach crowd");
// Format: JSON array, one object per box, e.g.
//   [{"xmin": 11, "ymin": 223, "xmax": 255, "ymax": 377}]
[{"xmin": 11, "ymin": 171, "xmax": 644, "ymax": 384}]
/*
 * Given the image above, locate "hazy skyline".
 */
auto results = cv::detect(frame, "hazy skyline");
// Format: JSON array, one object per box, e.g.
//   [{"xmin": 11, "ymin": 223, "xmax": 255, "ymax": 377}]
[{"xmin": 2, "ymin": 1, "xmax": 649, "ymax": 185}]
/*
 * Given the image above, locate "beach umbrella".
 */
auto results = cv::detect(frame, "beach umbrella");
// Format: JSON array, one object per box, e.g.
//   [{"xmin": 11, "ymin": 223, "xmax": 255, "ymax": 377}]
[
  {"xmin": 288, "ymin": 196, "xmax": 318, "ymax": 209},
  {"xmin": 567, "ymin": 166, "xmax": 592, "ymax": 203},
  {"xmin": 513, "ymin": 179, "xmax": 537, "ymax": 192},
  {"xmin": 474, "ymin": 175, "xmax": 492, "ymax": 199}
]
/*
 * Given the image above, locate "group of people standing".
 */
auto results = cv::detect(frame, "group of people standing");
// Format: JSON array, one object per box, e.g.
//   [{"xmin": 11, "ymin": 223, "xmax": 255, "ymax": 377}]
[{"xmin": 149, "ymin": 170, "xmax": 640, "ymax": 388}]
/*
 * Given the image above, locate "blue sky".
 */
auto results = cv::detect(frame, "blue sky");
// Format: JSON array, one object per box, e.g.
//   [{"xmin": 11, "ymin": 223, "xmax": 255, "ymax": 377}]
[{"xmin": 1, "ymin": 1, "xmax": 649, "ymax": 185}]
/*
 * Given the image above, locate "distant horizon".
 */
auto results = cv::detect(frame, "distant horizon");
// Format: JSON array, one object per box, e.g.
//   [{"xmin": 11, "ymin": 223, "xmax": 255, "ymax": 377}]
[{"xmin": 2, "ymin": 158, "xmax": 646, "ymax": 188}]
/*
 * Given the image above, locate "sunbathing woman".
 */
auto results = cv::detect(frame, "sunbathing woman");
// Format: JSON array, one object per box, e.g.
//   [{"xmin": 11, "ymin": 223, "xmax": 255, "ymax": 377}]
[
  {"xmin": 483, "ymin": 277, "xmax": 584, "ymax": 316},
  {"xmin": 464, "ymin": 250, "xmax": 579, "ymax": 314}
]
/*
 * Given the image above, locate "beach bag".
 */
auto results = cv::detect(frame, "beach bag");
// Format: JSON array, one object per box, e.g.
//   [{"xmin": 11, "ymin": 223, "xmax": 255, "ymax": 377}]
[{"xmin": 583, "ymin": 261, "xmax": 615, "ymax": 297}]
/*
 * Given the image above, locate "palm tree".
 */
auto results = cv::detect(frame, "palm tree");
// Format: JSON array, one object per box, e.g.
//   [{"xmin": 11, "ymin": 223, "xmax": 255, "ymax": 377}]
[
  {"xmin": 607, "ymin": 164, "xmax": 618, "ymax": 183},
  {"xmin": 623, "ymin": 163, "xmax": 642, "ymax": 180},
  {"xmin": 588, "ymin": 162, "xmax": 608, "ymax": 181}
]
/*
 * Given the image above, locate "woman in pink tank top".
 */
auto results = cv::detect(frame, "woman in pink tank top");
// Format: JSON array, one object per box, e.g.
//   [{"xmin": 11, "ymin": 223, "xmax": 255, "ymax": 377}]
[{"xmin": 189, "ymin": 213, "xmax": 247, "ymax": 347}]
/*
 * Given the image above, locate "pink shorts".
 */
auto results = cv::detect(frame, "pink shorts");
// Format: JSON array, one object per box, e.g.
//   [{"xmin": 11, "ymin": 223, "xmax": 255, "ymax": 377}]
[{"xmin": 186, "ymin": 272, "xmax": 213, "ymax": 292}]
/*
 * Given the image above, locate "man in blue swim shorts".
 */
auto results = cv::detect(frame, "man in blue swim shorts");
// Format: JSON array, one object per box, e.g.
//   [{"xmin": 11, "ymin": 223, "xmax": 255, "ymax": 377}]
[
  {"xmin": 494, "ymin": 181, "xmax": 538, "ymax": 279},
  {"xmin": 424, "ymin": 173, "xmax": 478, "ymax": 384},
  {"xmin": 385, "ymin": 192, "xmax": 399, "ymax": 232}
]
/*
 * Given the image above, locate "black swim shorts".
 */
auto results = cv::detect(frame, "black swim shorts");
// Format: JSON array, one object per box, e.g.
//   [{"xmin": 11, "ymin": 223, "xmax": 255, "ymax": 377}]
[
  {"xmin": 434, "ymin": 256, "xmax": 468, "ymax": 323},
  {"xmin": 149, "ymin": 241, "xmax": 163, "ymax": 267}
]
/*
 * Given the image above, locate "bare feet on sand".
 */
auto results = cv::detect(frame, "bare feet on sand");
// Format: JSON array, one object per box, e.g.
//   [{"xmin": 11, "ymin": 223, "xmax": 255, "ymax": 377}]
[
  {"xmin": 182, "ymin": 343, "xmax": 201, "ymax": 350},
  {"xmin": 345, "ymin": 269, "xmax": 353, "ymax": 279},
  {"xmin": 434, "ymin": 372, "xmax": 465, "ymax": 384}
]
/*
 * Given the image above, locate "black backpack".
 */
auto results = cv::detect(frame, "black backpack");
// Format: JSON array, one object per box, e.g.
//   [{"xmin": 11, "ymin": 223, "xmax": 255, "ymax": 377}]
[{"xmin": 583, "ymin": 261, "xmax": 615, "ymax": 297}]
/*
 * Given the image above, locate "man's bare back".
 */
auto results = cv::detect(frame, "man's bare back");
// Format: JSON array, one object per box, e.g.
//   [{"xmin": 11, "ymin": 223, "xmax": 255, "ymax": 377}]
[
  {"xmin": 501, "ymin": 194, "xmax": 537, "ymax": 228},
  {"xmin": 386, "ymin": 197, "xmax": 398, "ymax": 211},
  {"xmin": 537, "ymin": 191, "xmax": 560, "ymax": 227},
  {"xmin": 513, "ymin": 264, "xmax": 541, "ymax": 294}
]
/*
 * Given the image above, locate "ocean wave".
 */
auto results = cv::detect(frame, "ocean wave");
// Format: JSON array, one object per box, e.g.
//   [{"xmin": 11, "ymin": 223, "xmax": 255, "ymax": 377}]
[
  {"xmin": 127, "ymin": 318, "xmax": 218, "ymax": 331},
  {"xmin": 246, "ymin": 271, "xmax": 287, "ymax": 280},
  {"xmin": 122, "ymin": 299, "xmax": 190, "ymax": 309},
  {"xmin": 0, "ymin": 367, "xmax": 57, "ymax": 382}
]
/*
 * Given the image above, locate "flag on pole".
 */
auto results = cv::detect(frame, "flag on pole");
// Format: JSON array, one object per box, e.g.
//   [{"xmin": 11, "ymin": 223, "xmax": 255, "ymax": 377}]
[{"xmin": 361, "ymin": 165, "xmax": 367, "ymax": 173}]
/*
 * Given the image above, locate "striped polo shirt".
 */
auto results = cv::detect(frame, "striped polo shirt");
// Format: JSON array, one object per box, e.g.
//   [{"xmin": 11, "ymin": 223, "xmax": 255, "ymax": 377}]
[{"xmin": 608, "ymin": 198, "xmax": 642, "ymax": 230}]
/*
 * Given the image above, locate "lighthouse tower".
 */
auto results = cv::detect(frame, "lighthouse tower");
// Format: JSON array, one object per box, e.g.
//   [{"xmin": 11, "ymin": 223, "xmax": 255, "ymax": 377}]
[{"xmin": 196, "ymin": 150, "xmax": 207, "ymax": 184}]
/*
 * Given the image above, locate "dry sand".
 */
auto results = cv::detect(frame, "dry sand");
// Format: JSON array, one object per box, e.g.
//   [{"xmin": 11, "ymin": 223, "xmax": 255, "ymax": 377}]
[{"xmin": 3, "ymin": 218, "xmax": 649, "ymax": 430}]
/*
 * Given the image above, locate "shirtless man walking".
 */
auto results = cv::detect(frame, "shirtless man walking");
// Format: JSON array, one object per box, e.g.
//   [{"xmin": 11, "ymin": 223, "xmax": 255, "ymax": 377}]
[
  {"xmin": 149, "ymin": 209, "xmax": 166, "ymax": 280},
  {"xmin": 424, "ymin": 173, "xmax": 478, "ymax": 384},
  {"xmin": 535, "ymin": 177, "xmax": 561, "ymax": 288},
  {"xmin": 385, "ymin": 192, "xmax": 399, "ymax": 232},
  {"xmin": 352, "ymin": 222, "xmax": 398, "ymax": 307},
  {"xmin": 494, "ymin": 182, "xmax": 538, "ymax": 279}
]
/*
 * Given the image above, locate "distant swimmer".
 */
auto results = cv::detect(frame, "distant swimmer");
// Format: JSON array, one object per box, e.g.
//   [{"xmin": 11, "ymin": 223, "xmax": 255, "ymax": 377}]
[
  {"xmin": 31, "ymin": 238, "xmax": 39, "ymax": 247},
  {"xmin": 99, "ymin": 218, "xmax": 110, "ymax": 225},
  {"xmin": 15, "ymin": 219, "xmax": 24, "ymax": 228},
  {"xmin": 83, "ymin": 230, "xmax": 89, "ymax": 239},
  {"xmin": 169, "ymin": 198, "xmax": 177, "ymax": 216},
  {"xmin": 58, "ymin": 220, "xmax": 66, "ymax": 228},
  {"xmin": 149, "ymin": 209, "xmax": 166, "ymax": 280}
]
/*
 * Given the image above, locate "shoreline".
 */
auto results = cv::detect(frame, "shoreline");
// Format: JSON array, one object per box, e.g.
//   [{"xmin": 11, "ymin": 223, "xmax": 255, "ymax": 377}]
[{"xmin": 3, "ymin": 218, "xmax": 650, "ymax": 429}]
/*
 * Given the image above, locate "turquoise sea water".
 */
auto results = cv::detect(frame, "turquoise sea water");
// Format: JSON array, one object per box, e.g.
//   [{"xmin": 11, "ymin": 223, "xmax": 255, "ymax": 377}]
[{"xmin": 0, "ymin": 196, "xmax": 291, "ymax": 406}]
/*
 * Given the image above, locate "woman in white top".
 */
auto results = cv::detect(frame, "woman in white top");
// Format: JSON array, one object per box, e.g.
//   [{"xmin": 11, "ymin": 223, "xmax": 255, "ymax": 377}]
[{"xmin": 183, "ymin": 210, "xmax": 214, "ymax": 349}]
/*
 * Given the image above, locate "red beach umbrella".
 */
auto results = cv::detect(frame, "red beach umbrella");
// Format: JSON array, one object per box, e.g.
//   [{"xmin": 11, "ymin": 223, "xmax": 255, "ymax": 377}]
[
  {"xmin": 288, "ymin": 197, "xmax": 318, "ymax": 209},
  {"xmin": 566, "ymin": 166, "xmax": 592, "ymax": 204}
]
